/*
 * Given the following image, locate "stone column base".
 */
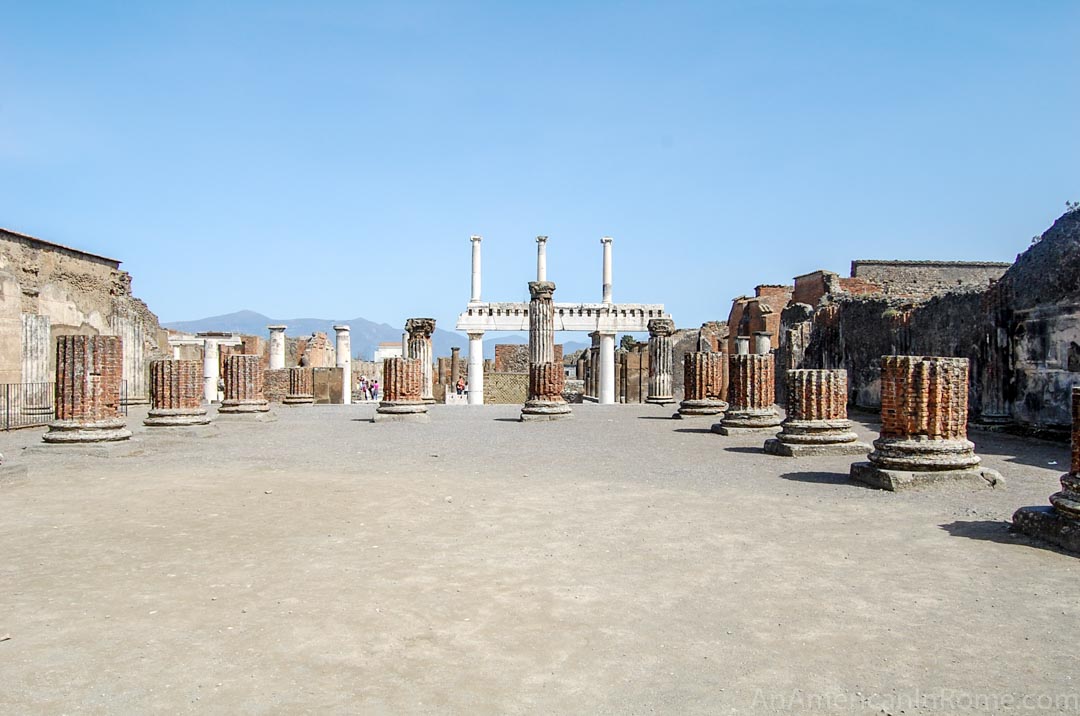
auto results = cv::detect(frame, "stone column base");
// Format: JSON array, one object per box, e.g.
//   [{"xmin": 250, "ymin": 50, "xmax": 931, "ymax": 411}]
[
  {"xmin": 283, "ymin": 394, "xmax": 314, "ymax": 405},
  {"xmin": 761, "ymin": 419, "xmax": 871, "ymax": 455},
  {"xmin": 713, "ymin": 408, "xmax": 782, "ymax": 435},
  {"xmin": 43, "ymin": 419, "xmax": 132, "ymax": 444},
  {"xmin": 868, "ymin": 437, "xmax": 981, "ymax": 471},
  {"xmin": 764, "ymin": 438, "xmax": 872, "ymax": 457},
  {"xmin": 520, "ymin": 400, "xmax": 573, "ymax": 422},
  {"xmin": 645, "ymin": 396, "xmax": 676, "ymax": 406},
  {"xmin": 219, "ymin": 399, "xmax": 271, "ymax": 414},
  {"xmin": 849, "ymin": 461, "xmax": 1004, "ymax": 491},
  {"xmin": 674, "ymin": 399, "xmax": 726, "ymax": 418},
  {"xmin": 144, "ymin": 408, "xmax": 211, "ymax": 427},
  {"xmin": 1012, "ymin": 506, "xmax": 1080, "ymax": 554},
  {"xmin": 374, "ymin": 402, "xmax": 430, "ymax": 423}
]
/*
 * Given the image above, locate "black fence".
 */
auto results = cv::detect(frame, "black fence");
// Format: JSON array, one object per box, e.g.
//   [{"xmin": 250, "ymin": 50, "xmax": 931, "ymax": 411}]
[{"xmin": 1, "ymin": 381, "xmax": 129, "ymax": 431}]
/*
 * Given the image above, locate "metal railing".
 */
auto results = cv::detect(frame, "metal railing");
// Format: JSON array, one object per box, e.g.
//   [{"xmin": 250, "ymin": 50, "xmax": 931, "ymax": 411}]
[{"xmin": 1, "ymin": 381, "xmax": 129, "ymax": 430}]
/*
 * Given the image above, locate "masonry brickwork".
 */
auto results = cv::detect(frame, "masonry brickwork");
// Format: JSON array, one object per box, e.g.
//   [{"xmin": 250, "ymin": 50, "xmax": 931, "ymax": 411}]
[
  {"xmin": 850, "ymin": 260, "xmax": 1010, "ymax": 299},
  {"xmin": 43, "ymin": 335, "xmax": 131, "ymax": 442},
  {"xmin": 145, "ymin": 359, "xmax": 210, "ymax": 426},
  {"xmin": 219, "ymin": 354, "xmax": 270, "ymax": 413},
  {"xmin": 764, "ymin": 369, "xmax": 868, "ymax": 456}
]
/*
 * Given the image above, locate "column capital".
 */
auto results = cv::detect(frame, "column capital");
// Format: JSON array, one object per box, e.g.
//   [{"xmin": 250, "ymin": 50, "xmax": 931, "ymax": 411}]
[
  {"xmin": 470, "ymin": 234, "xmax": 482, "ymax": 243},
  {"xmin": 267, "ymin": 324, "xmax": 287, "ymax": 332},
  {"xmin": 648, "ymin": 318, "xmax": 675, "ymax": 337},
  {"xmin": 405, "ymin": 317, "xmax": 436, "ymax": 338},
  {"xmin": 333, "ymin": 324, "xmax": 351, "ymax": 333},
  {"xmin": 600, "ymin": 236, "xmax": 613, "ymax": 245},
  {"xmin": 467, "ymin": 331, "xmax": 485, "ymax": 340},
  {"xmin": 528, "ymin": 281, "xmax": 556, "ymax": 301},
  {"xmin": 536, "ymin": 235, "xmax": 548, "ymax": 244}
]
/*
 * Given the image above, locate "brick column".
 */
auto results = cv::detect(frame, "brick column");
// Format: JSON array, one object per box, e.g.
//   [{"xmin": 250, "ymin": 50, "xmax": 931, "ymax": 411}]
[
  {"xmin": 374, "ymin": 357, "xmax": 428, "ymax": 422},
  {"xmin": 764, "ymin": 369, "xmax": 868, "ymax": 456},
  {"xmin": 405, "ymin": 318, "xmax": 436, "ymax": 403},
  {"xmin": 646, "ymin": 318, "xmax": 676, "ymax": 405},
  {"xmin": 283, "ymin": 366, "xmax": 314, "ymax": 405},
  {"xmin": 450, "ymin": 347, "xmax": 461, "ymax": 386},
  {"xmin": 850, "ymin": 356, "xmax": 1002, "ymax": 490},
  {"xmin": 717, "ymin": 353, "xmax": 782, "ymax": 435},
  {"xmin": 675, "ymin": 352, "xmax": 726, "ymax": 418},
  {"xmin": 1012, "ymin": 386, "xmax": 1080, "ymax": 553},
  {"xmin": 145, "ymin": 359, "xmax": 210, "ymax": 426},
  {"xmin": 522, "ymin": 281, "xmax": 571, "ymax": 421},
  {"xmin": 218, "ymin": 354, "xmax": 270, "ymax": 414},
  {"xmin": 43, "ymin": 335, "xmax": 131, "ymax": 443}
]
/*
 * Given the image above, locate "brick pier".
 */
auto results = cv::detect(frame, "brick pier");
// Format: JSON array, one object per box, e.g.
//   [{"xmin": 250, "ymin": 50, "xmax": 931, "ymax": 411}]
[
  {"xmin": 374, "ymin": 357, "xmax": 429, "ymax": 422},
  {"xmin": 43, "ymin": 335, "xmax": 132, "ymax": 443},
  {"xmin": 521, "ymin": 281, "xmax": 572, "ymax": 421},
  {"xmin": 763, "ymin": 369, "xmax": 869, "ymax": 456},
  {"xmin": 675, "ymin": 352, "xmax": 727, "ymax": 418},
  {"xmin": 144, "ymin": 359, "xmax": 210, "ymax": 426},
  {"xmin": 715, "ymin": 353, "xmax": 781, "ymax": 435},
  {"xmin": 283, "ymin": 366, "xmax": 314, "ymax": 405},
  {"xmin": 218, "ymin": 354, "xmax": 270, "ymax": 414}
]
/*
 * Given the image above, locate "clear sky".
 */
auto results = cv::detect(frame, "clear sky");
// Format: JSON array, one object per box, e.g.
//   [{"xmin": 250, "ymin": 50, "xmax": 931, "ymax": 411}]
[{"xmin": 2, "ymin": 1, "xmax": 1077, "ymax": 332}]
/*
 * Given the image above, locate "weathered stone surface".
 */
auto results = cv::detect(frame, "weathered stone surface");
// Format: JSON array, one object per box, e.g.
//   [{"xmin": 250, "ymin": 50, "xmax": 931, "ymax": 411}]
[
  {"xmin": 375, "ymin": 357, "xmax": 428, "ymax": 422},
  {"xmin": 717, "ymin": 353, "xmax": 780, "ymax": 434},
  {"xmin": 851, "ymin": 356, "xmax": 1002, "ymax": 490},
  {"xmin": 646, "ymin": 318, "xmax": 676, "ymax": 405},
  {"xmin": 405, "ymin": 318, "xmax": 436, "ymax": 403},
  {"xmin": 763, "ymin": 369, "xmax": 869, "ymax": 456},
  {"xmin": 145, "ymin": 359, "xmax": 209, "ymax": 426},
  {"xmin": 44, "ymin": 335, "xmax": 131, "ymax": 443},
  {"xmin": 219, "ymin": 354, "xmax": 270, "ymax": 414},
  {"xmin": 522, "ymin": 281, "xmax": 571, "ymax": 421},
  {"xmin": 283, "ymin": 366, "xmax": 314, "ymax": 405},
  {"xmin": 675, "ymin": 352, "xmax": 726, "ymax": 418}
]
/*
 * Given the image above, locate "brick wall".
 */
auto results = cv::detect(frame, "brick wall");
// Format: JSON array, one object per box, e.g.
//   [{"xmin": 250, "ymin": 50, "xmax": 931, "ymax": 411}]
[{"xmin": 851, "ymin": 261, "xmax": 1009, "ymax": 298}]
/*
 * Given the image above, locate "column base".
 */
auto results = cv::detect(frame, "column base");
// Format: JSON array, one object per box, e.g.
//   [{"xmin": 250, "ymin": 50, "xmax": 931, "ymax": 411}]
[
  {"xmin": 674, "ymin": 399, "xmax": 726, "ymax": 418},
  {"xmin": 283, "ymin": 394, "xmax": 314, "ymax": 405},
  {"xmin": 868, "ymin": 437, "xmax": 982, "ymax": 471},
  {"xmin": 520, "ymin": 400, "xmax": 573, "ymax": 421},
  {"xmin": 144, "ymin": 408, "xmax": 211, "ymax": 427},
  {"xmin": 374, "ymin": 402, "xmax": 430, "ymax": 423},
  {"xmin": 218, "ymin": 400, "xmax": 271, "ymax": 414},
  {"xmin": 849, "ymin": 461, "xmax": 1004, "ymax": 491},
  {"xmin": 43, "ymin": 419, "xmax": 132, "ymax": 444},
  {"xmin": 1012, "ymin": 506, "xmax": 1080, "ymax": 554},
  {"xmin": 764, "ymin": 437, "xmax": 872, "ymax": 457},
  {"xmin": 645, "ymin": 396, "xmax": 676, "ymax": 406},
  {"xmin": 121, "ymin": 397, "xmax": 150, "ymax": 406}
]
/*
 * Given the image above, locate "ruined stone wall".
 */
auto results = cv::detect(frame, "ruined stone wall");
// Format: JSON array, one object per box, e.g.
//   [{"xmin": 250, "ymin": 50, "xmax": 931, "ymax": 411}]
[
  {"xmin": 494, "ymin": 344, "xmax": 561, "ymax": 373},
  {"xmin": 850, "ymin": 260, "xmax": 1009, "ymax": 298}
]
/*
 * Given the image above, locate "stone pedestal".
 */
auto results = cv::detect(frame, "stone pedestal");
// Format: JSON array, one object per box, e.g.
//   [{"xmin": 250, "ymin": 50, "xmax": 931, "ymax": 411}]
[
  {"xmin": 283, "ymin": 366, "xmax": 314, "ymax": 405},
  {"xmin": 675, "ymin": 352, "xmax": 726, "ymax": 418},
  {"xmin": 375, "ymin": 357, "xmax": 429, "ymax": 422},
  {"xmin": 405, "ymin": 318, "xmax": 436, "ymax": 404},
  {"xmin": 145, "ymin": 359, "xmax": 210, "ymax": 426},
  {"xmin": 218, "ymin": 354, "xmax": 271, "ymax": 414},
  {"xmin": 764, "ymin": 369, "xmax": 869, "ymax": 456},
  {"xmin": 715, "ymin": 354, "xmax": 781, "ymax": 435},
  {"xmin": 521, "ymin": 281, "xmax": 572, "ymax": 421},
  {"xmin": 44, "ymin": 335, "xmax": 132, "ymax": 443},
  {"xmin": 850, "ymin": 356, "xmax": 1003, "ymax": 490},
  {"xmin": 1013, "ymin": 387, "xmax": 1080, "ymax": 552},
  {"xmin": 646, "ymin": 318, "xmax": 676, "ymax": 405}
]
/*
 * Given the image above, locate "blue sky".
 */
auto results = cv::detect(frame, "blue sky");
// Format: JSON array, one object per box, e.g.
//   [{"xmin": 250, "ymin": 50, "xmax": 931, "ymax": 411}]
[{"xmin": 2, "ymin": 1, "xmax": 1077, "ymax": 332}]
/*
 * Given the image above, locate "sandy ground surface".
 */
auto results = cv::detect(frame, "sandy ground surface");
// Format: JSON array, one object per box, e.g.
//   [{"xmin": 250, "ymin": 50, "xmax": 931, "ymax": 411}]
[{"xmin": 0, "ymin": 403, "xmax": 1078, "ymax": 715}]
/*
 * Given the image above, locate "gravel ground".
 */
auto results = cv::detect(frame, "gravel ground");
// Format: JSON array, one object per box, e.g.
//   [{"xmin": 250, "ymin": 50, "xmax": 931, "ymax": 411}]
[{"xmin": 0, "ymin": 403, "xmax": 1077, "ymax": 714}]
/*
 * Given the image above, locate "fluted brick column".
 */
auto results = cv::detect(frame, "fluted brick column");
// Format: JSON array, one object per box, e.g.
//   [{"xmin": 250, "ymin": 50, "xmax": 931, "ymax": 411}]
[
  {"xmin": 283, "ymin": 366, "xmax": 314, "ymax": 405},
  {"xmin": 851, "ymin": 356, "xmax": 1002, "ymax": 490},
  {"xmin": 764, "ymin": 369, "xmax": 868, "ymax": 456},
  {"xmin": 715, "ymin": 353, "xmax": 781, "ymax": 434},
  {"xmin": 374, "ymin": 357, "xmax": 428, "ymax": 422},
  {"xmin": 405, "ymin": 318, "xmax": 436, "ymax": 403},
  {"xmin": 1013, "ymin": 386, "xmax": 1080, "ymax": 552},
  {"xmin": 218, "ymin": 354, "xmax": 270, "ymax": 414},
  {"xmin": 145, "ymin": 359, "xmax": 210, "ymax": 426},
  {"xmin": 646, "ymin": 318, "xmax": 676, "ymax": 405},
  {"xmin": 675, "ymin": 352, "xmax": 726, "ymax": 418},
  {"xmin": 43, "ymin": 335, "xmax": 131, "ymax": 443},
  {"xmin": 522, "ymin": 281, "xmax": 571, "ymax": 421}
]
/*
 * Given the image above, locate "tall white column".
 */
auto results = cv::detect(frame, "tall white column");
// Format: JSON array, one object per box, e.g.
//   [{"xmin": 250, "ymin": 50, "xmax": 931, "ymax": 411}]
[
  {"xmin": 467, "ymin": 332, "xmax": 485, "ymax": 405},
  {"xmin": 536, "ymin": 235, "xmax": 548, "ymax": 281},
  {"xmin": 268, "ymin": 325, "xmax": 287, "ymax": 370},
  {"xmin": 470, "ymin": 235, "xmax": 483, "ymax": 303},
  {"xmin": 202, "ymin": 338, "xmax": 219, "ymax": 403},
  {"xmin": 599, "ymin": 332, "xmax": 616, "ymax": 404},
  {"xmin": 601, "ymin": 236, "xmax": 613, "ymax": 304},
  {"xmin": 335, "ymin": 325, "xmax": 352, "ymax": 404}
]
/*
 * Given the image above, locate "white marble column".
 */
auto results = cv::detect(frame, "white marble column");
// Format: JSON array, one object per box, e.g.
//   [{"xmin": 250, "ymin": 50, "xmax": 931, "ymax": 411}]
[
  {"xmin": 753, "ymin": 331, "xmax": 772, "ymax": 355},
  {"xmin": 736, "ymin": 336, "xmax": 751, "ymax": 355},
  {"xmin": 536, "ymin": 235, "xmax": 548, "ymax": 281},
  {"xmin": 268, "ymin": 325, "xmax": 287, "ymax": 370},
  {"xmin": 334, "ymin": 325, "xmax": 352, "ymax": 404},
  {"xmin": 21, "ymin": 313, "xmax": 50, "ymax": 385},
  {"xmin": 467, "ymin": 332, "xmax": 485, "ymax": 405},
  {"xmin": 599, "ymin": 332, "xmax": 616, "ymax": 404},
  {"xmin": 601, "ymin": 236, "xmax": 613, "ymax": 304},
  {"xmin": 405, "ymin": 318, "xmax": 436, "ymax": 403},
  {"xmin": 202, "ymin": 338, "xmax": 220, "ymax": 403},
  {"xmin": 470, "ymin": 235, "xmax": 483, "ymax": 303}
]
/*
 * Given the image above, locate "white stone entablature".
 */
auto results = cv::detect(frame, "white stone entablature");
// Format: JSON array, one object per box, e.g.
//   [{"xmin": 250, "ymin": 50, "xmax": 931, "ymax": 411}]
[{"xmin": 456, "ymin": 302, "xmax": 668, "ymax": 333}]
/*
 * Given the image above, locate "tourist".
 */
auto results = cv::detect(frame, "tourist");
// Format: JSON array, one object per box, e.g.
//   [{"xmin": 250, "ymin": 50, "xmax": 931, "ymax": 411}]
[
  {"xmin": 455, "ymin": 377, "xmax": 465, "ymax": 395},
  {"xmin": 371, "ymin": 379, "xmax": 379, "ymax": 401}
]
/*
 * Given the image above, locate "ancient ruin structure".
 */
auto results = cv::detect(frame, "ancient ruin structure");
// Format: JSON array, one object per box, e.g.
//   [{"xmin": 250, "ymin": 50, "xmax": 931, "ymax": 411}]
[
  {"xmin": 268, "ymin": 325, "xmax": 287, "ymax": 370},
  {"xmin": 764, "ymin": 369, "xmax": 869, "ymax": 456},
  {"xmin": 715, "ymin": 353, "xmax": 782, "ymax": 435},
  {"xmin": 850, "ymin": 356, "xmax": 1003, "ymax": 490},
  {"xmin": 144, "ymin": 359, "xmax": 210, "ymax": 426},
  {"xmin": 521, "ymin": 281, "xmax": 572, "ymax": 421},
  {"xmin": 218, "ymin": 354, "xmax": 270, "ymax": 414},
  {"xmin": 43, "ymin": 335, "xmax": 131, "ymax": 443},
  {"xmin": 456, "ymin": 235, "xmax": 672, "ymax": 405},
  {"xmin": 374, "ymin": 356, "xmax": 429, "ymax": 422},
  {"xmin": 283, "ymin": 366, "xmax": 314, "ymax": 405},
  {"xmin": 405, "ymin": 318, "xmax": 436, "ymax": 403},
  {"xmin": 646, "ymin": 318, "xmax": 676, "ymax": 405},
  {"xmin": 675, "ymin": 352, "xmax": 726, "ymax": 418},
  {"xmin": 334, "ymin": 325, "xmax": 352, "ymax": 405},
  {"xmin": 1013, "ymin": 386, "xmax": 1080, "ymax": 553}
]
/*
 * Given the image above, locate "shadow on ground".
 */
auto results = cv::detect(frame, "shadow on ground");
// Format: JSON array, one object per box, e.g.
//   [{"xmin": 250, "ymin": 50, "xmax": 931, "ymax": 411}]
[
  {"xmin": 724, "ymin": 446, "xmax": 765, "ymax": 454},
  {"xmin": 673, "ymin": 427, "xmax": 713, "ymax": 435},
  {"xmin": 779, "ymin": 471, "xmax": 875, "ymax": 489},
  {"xmin": 937, "ymin": 519, "xmax": 1048, "ymax": 550}
]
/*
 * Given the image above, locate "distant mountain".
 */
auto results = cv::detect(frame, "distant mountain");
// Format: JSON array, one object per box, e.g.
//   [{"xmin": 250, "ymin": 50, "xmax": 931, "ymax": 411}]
[{"xmin": 162, "ymin": 310, "xmax": 463, "ymax": 361}]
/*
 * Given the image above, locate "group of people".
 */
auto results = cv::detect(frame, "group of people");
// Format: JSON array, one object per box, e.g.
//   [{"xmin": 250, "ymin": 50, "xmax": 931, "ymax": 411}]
[{"xmin": 356, "ymin": 376, "xmax": 380, "ymax": 402}]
